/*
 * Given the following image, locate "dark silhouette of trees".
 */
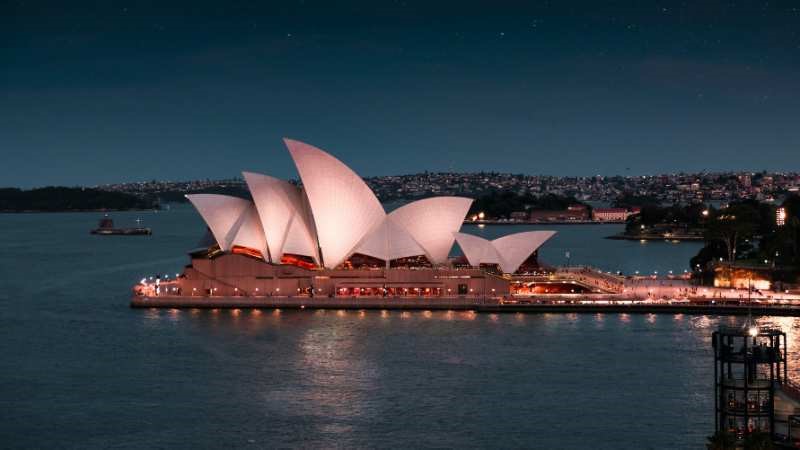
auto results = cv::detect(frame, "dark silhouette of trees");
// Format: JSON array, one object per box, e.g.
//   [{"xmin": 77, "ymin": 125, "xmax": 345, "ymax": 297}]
[
  {"xmin": 0, "ymin": 187, "xmax": 157, "ymax": 212},
  {"xmin": 468, "ymin": 192, "xmax": 584, "ymax": 219}
]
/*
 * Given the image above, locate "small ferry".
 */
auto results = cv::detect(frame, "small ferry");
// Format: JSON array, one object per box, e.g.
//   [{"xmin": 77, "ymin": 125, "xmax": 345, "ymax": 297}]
[{"xmin": 90, "ymin": 216, "xmax": 152, "ymax": 235}]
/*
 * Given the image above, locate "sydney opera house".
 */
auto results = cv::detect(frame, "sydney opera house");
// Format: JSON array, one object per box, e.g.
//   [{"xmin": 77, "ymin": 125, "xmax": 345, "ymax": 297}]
[{"xmin": 134, "ymin": 139, "xmax": 556, "ymax": 303}]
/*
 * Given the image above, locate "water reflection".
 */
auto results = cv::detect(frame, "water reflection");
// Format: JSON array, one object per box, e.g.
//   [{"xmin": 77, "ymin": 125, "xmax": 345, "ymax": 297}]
[
  {"xmin": 690, "ymin": 315, "xmax": 714, "ymax": 330},
  {"xmin": 167, "ymin": 308, "xmax": 181, "ymax": 322},
  {"xmin": 594, "ymin": 313, "xmax": 605, "ymax": 329},
  {"xmin": 136, "ymin": 308, "xmax": 800, "ymax": 384},
  {"xmin": 566, "ymin": 313, "xmax": 578, "ymax": 322},
  {"xmin": 144, "ymin": 307, "xmax": 160, "ymax": 321},
  {"xmin": 757, "ymin": 316, "xmax": 800, "ymax": 379},
  {"xmin": 291, "ymin": 316, "xmax": 376, "ymax": 432}
]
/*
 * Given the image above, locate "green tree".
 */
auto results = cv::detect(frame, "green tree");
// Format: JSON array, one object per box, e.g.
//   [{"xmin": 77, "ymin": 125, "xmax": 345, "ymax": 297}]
[{"xmin": 705, "ymin": 203, "xmax": 760, "ymax": 263}]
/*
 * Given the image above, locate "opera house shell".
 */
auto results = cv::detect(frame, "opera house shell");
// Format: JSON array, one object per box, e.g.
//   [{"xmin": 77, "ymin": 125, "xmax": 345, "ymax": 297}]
[
  {"xmin": 454, "ymin": 231, "xmax": 557, "ymax": 274},
  {"xmin": 155, "ymin": 138, "xmax": 557, "ymax": 300}
]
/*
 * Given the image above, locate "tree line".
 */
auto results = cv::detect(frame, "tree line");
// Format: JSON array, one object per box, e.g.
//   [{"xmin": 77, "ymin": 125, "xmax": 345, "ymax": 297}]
[
  {"xmin": 0, "ymin": 187, "xmax": 157, "ymax": 212},
  {"xmin": 468, "ymin": 192, "xmax": 585, "ymax": 219}
]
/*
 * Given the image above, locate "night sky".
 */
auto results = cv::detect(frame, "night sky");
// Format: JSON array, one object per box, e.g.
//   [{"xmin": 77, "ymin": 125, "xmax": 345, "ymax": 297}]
[{"xmin": 2, "ymin": 1, "xmax": 799, "ymax": 187}]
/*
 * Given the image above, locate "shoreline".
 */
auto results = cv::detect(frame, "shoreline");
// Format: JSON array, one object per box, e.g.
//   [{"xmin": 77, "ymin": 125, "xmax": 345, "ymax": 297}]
[
  {"xmin": 0, "ymin": 208, "xmax": 159, "ymax": 214},
  {"xmin": 131, "ymin": 296, "xmax": 800, "ymax": 316},
  {"xmin": 606, "ymin": 233, "xmax": 705, "ymax": 241},
  {"xmin": 464, "ymin": 220, "xmax": 626, "ymax": 225}
]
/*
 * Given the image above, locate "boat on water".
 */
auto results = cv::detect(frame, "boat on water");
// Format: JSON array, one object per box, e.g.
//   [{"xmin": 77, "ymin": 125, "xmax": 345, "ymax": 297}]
[{"xmin": 90, "ymin": 216, "xmax": 152, "ymax": 235}]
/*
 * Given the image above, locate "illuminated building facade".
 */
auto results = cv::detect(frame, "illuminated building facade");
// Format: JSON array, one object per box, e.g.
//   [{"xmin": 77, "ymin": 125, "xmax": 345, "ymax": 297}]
[{"xmin": 141, "ymin": 139, "xmax": 557, "ymax": 300}]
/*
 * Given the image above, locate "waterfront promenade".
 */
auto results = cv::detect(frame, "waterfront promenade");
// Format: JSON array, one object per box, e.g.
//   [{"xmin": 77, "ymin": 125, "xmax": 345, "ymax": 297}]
[
  {"xmin": 132, "ymin": 271, "xmax": 800, "ymax": 315},
  {"xmin": 131, "ymin": 293, "xmax": 800, "ymax": 316},
  {"xmin": 132, "ymin": 265, "xmax": 800, "ymax": 313}
]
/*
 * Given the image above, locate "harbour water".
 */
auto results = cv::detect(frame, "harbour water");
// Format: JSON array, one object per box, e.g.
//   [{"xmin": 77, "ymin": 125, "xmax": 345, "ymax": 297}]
[{"xmin": 2, "ymin": 205, "xmax": 799, "ymax": 448}]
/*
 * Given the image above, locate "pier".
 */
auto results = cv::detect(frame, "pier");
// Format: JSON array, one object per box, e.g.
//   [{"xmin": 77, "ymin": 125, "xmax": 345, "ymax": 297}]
[{"xmin": 131, "ymin": 294, "xmax": 800, "ymax": 316}]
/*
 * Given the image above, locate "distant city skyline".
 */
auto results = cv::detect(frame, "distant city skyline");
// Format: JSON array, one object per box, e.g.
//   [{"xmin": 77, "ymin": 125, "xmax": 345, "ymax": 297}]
[
  {"xmin": 3, "ymin": 1, "xmax": 799, "ymax": 187},
  {"xmin": 97, "ymin": 169, "xmax": 799, "ymax": 207}
]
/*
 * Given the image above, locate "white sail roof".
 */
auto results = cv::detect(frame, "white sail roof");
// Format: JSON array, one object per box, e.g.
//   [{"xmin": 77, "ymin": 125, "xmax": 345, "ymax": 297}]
[
  {"xmin": 186, "ymin": 194, "xmax": 267, "ymax": 259},
  {"xmin": 242, "ymin": 172, "xmax": 319, "ymax": 263},
  {"xmin": 285, "ymin": 138, "xmax": 385, "ymax": 268},
  {"xmin": 453, "ymin": 232, "xmax": 501, "ymax": 267},
  {"xmin": 231, "ymin": 204, "xmax": 269, "ymax": 258},
  {"xmin": 389, "ymin": 197, "xmax": 473, "ymax": 264},
  {"xmin": 492, "ymin": 231, "xmax": 557, "ymax": 275},
  {"xmin": 454, "ymin": 230, "xmax": 556, "ymax": 274},
  {"xmin": 353, "ymin": 216, "xmax": 426, "ymax": 262}
]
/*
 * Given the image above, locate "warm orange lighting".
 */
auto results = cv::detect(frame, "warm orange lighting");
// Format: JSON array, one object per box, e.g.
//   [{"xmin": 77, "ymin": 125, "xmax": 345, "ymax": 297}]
[
  {"xmin": 231, "ymin": 246, "xmax": 264, "ymax": 260},
  {"xmin": 280, "ymin": 254, "xmax": 318, "ymax": 270}
]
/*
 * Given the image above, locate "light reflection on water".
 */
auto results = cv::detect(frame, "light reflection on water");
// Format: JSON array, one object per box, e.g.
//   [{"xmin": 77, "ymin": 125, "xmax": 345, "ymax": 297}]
[
  {"xmin": 758, "ymin": 316, "xmax": 800, "ymax": 379},
  {"xmin": 142, "ymin": 310, "xmax": 800, "ymax": 386},
  {"xmin": 1, "ymin": 208, "xmax": 762, "ymax": 448}
]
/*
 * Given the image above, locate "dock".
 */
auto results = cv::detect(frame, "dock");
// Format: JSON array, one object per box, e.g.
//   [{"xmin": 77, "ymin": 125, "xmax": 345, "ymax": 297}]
[{"xmin": 130, "ymin": 295, "xmax": 800, "ymax": 316}]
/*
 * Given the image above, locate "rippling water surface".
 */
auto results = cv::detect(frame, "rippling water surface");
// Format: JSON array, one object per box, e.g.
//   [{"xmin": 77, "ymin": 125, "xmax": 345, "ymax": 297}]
[{"xmin": 2, "ymin": 206, "xmax": 799, "ymax": 449}]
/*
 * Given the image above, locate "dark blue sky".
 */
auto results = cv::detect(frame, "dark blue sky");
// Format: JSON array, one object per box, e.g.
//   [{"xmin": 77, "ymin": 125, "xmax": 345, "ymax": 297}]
[{"xmin": 2, "ymin": 1, "xmax": 799, "ymax": 187}]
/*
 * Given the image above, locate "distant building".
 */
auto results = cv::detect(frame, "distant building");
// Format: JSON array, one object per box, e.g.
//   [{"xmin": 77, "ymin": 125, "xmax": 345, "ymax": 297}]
[
  {"xmin": 510, "ymin": 211, "xmax": 529, "ymax": 221},
  {"xmin": 739, "ymin": 174, "xmax": 752, "ymax": 187},
  {"xmin": 592, "ymin": 208, "xmax": 630, "ymax": 222},
  {"xmin": 567, "ymin": 204, "xmax": 590, "ymax": 218},
  {"xmin": 190, "ymin": 141, "xmax": 480, "ymax": 269},
  {"xmin": 713, "ymin": 265, "xmax": 772, "ymax": 291},
  {"xmin": 528, "ymin": 204, "xmax": 589, "ymax": 222}
]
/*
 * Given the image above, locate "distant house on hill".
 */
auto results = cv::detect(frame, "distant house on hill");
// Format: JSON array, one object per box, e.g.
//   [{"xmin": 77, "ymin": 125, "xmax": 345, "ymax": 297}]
[
  {"xmin": 528, "ymin": 204, "xmax": 590, "ymax": 222},
  {"xmin": 592, "ymin": 208, "xmax": 631, "ymax": 222}
]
